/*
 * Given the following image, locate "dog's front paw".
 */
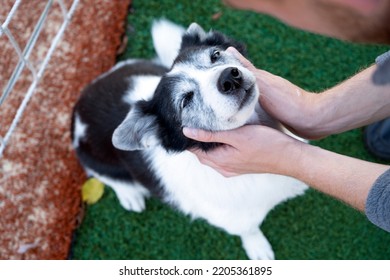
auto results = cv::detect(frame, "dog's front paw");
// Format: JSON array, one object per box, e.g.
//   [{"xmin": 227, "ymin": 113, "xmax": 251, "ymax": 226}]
[
  {"xmin": 241, "ymin": 230, "xmax": 275, "ymax": 260},
  {"xmin": 110, "ymin": 182, "xmax": 150, "ymax": 213}
]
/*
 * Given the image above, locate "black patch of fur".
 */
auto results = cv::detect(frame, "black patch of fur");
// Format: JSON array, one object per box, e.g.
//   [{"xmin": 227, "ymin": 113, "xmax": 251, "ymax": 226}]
[
  {"xmin": 180, "ymin": 30, "xmax": 246, "ymax": 55},
  {"xmin": 71, "ymin": 60, "xmax": 167, "ymax": 196}
]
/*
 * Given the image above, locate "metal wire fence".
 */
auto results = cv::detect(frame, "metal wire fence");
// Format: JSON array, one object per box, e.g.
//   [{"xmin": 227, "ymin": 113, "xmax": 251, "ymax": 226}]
[{"xmin": 0, "ymin": 0, "xmax": 80, "ymax": 157}]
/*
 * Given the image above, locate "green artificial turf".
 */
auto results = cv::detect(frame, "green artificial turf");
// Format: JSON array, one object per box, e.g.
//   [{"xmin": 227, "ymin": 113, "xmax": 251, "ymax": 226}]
[{"xmin": 71, "ymin": 0, "xmax": 390, "ymax": 260}]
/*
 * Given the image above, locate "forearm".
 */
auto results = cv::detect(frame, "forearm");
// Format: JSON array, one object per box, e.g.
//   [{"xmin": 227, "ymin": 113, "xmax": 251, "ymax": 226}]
[
  {"xmin": 289, "ymin": 141, "xmax": 389, "ymax": 211},
  {"xmin": 311, "ymin": 65, "xmax": 390, "ymax": 136},
  {"xmin": 232, "ymin": 47, "xmax": 390, "ymax": 139},
  {"xmin": 184, "ymin": 124, "xmax": 390, "ymax": 212}
]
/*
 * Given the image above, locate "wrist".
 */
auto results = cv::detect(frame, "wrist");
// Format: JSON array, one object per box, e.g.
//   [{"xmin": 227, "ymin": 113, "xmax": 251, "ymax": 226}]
[
  {"xmin": 286, "ymin": 90, "xmax": 328, "ymax": 139},
  {"xmin": 284, "ymin": 141, "xmax": 327, "ymax": 187},
  {"xmin": 302, "ymin": 91, "xmax": 330, "ymax": 138},
  {"xmin": 275, "ymin": 137, "xmax": 308, "ymax": 177}
]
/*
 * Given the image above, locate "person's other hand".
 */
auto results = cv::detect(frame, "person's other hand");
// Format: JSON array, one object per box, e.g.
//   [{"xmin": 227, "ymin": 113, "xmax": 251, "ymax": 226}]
[{"xmin": 183, "ymin": 125, "xmax": 303, "ymax": 177}]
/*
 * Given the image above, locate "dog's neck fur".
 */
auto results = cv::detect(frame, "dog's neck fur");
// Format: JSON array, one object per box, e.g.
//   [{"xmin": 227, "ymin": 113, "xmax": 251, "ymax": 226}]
[{"xmin": 158, "ymin": 103, "xmax": 281, "ymax": 154}]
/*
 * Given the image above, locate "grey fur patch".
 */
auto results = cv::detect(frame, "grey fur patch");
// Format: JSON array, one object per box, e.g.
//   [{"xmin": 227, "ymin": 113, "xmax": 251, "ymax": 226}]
[{"xmin": 186, "ymin": 23, "xmax": 207, "ymax": 40}]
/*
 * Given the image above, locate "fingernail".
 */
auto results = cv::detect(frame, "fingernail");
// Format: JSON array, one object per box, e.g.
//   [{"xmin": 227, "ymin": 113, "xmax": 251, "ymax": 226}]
[
  {"xmin": 183, "ymin": 127, "xmax": 198, "ymax": 138},
  {"xmin": 226, "ymin": 46, "xmax": 236, "ymax": 54}
]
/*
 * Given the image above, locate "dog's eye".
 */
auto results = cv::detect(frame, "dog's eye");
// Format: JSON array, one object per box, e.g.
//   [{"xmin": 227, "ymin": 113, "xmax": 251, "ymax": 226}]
[
  {"xmin": 211, "ymin": 50, "xmax": 221, "ymax": 63},
  {"xmin": 180, "ymin": 92, "xmax": 194, "ymax": 110}
]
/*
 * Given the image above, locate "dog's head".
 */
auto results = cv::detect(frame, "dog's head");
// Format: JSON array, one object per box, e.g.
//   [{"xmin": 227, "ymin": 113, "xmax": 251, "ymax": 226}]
[{"xmin": 113, "ymin": 23, "xmax": 259, "ymax": 152}]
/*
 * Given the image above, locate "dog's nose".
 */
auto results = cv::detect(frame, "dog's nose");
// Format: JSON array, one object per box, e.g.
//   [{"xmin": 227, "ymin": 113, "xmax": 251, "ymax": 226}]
[{"xmin": 218, "ymin": 67, "xmax": 243, "ymax": 94}]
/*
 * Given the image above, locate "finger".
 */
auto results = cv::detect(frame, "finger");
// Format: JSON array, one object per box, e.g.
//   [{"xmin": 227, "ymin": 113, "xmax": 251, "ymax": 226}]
[
  {"xmin": 183, "ymin": 127, "xmax": 229, "ymax": 144},
  {"xmin": 219, "ymin": 170, "xmax": 238, "ymax": 178},
  {"xmin": 191, "ymin": 148, "xmax": 238, "ymax": 178},
  {"xmin": 190, "ymin": 148, "xmax": 221, "ymax": 169},
  {"xmin": 200, "ymin": 159, "xmax": 238, "ymax": 178},
  {"xmin": 226, "ymin": 47, "xmax": 256, "ymax": 71}
]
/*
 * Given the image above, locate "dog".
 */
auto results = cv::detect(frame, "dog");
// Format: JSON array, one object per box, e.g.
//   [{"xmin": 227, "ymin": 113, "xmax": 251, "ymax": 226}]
[{"xmin": 71, "ymin": 19, "xmax": 308, "ymax": 260}]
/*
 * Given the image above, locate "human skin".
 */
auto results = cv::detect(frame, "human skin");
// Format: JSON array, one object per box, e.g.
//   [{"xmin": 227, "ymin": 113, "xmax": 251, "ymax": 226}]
[
  {"xmin": 226, "ymin": 48, "xmax": 390, "ymax": 140},
  {"xmin": 182, "ymin": 47, "xmax": 390, "ymax": 211}
]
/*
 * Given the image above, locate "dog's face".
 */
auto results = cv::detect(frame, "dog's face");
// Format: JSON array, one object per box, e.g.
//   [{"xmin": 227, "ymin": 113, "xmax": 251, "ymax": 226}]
[
  {"xmin": 165, "ymin": 47, "xmax": 258, "ymax": 131},
  {"xmin": 113, "ymin": 23, "xmax": 259, "ymax": 152}
]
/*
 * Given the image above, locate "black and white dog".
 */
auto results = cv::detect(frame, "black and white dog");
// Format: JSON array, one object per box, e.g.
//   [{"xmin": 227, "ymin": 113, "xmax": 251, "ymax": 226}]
[{"xmin": 71, "ymin": 19, "xmax": 307, "ymax": 259}]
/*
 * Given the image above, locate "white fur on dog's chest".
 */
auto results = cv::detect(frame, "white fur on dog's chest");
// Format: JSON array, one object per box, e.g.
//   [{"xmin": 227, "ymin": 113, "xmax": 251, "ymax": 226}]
[{"xmin": 145, "ymin": 147, "xmax": 307, "ymax": 235}]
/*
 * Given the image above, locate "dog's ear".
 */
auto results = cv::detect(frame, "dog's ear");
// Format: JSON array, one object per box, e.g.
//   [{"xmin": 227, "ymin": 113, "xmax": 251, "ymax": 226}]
[
  {"xmin": 186, "ymin": 23, "xmax": 207, "ymax": 40},
  {"xmin": 180, "ymin": 23, "xmax": 207, "ymax": 49},
  {"xmin": 112, "ymin": 103, "xmax": 159, "ymax": 151},
  {"xmin": 152, "ymin": 19, "xmax": 186, "ymax": 68},
  {"xmin": 181, "ymin": 22, "xmax": 247, "ymax": 56}
]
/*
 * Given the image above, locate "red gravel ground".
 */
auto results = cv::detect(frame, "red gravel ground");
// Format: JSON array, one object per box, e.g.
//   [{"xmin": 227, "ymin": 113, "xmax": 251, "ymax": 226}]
[{"xmin": 0, "ymin": 0, "xmax": 131, "ymax": 259}]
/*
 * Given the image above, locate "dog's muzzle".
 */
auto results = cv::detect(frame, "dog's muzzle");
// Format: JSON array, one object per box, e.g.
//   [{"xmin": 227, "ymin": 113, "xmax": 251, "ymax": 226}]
[{"xmin": 218, "ymin": 67, "xmax": 243, "ymax": 94}]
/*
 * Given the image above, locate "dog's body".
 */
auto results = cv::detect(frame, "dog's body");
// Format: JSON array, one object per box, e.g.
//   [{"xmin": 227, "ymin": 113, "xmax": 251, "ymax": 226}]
[{"xmin": 71, "ymin": 19, "xmax": 307, "ymax": 259}]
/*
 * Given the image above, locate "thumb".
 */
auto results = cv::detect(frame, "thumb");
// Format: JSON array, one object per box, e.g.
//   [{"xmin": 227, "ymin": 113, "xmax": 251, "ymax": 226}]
[
  {"xmin": 226, "ymin": 47, "xmax": 256, "ymax": 71},
  {"xmin": 183, "ymin": 127, "xmax": 229, "ymax": 144}
]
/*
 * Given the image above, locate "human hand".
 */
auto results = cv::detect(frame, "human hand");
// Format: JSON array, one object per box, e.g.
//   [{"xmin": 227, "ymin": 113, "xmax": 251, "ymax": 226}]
[
  {"xmin": 183, "ymin": 125, "xmax": 303, "ymax": 177},
  {"xmin": 227, "ymin": 47, "xmax": 326, "ymax": 139}
]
